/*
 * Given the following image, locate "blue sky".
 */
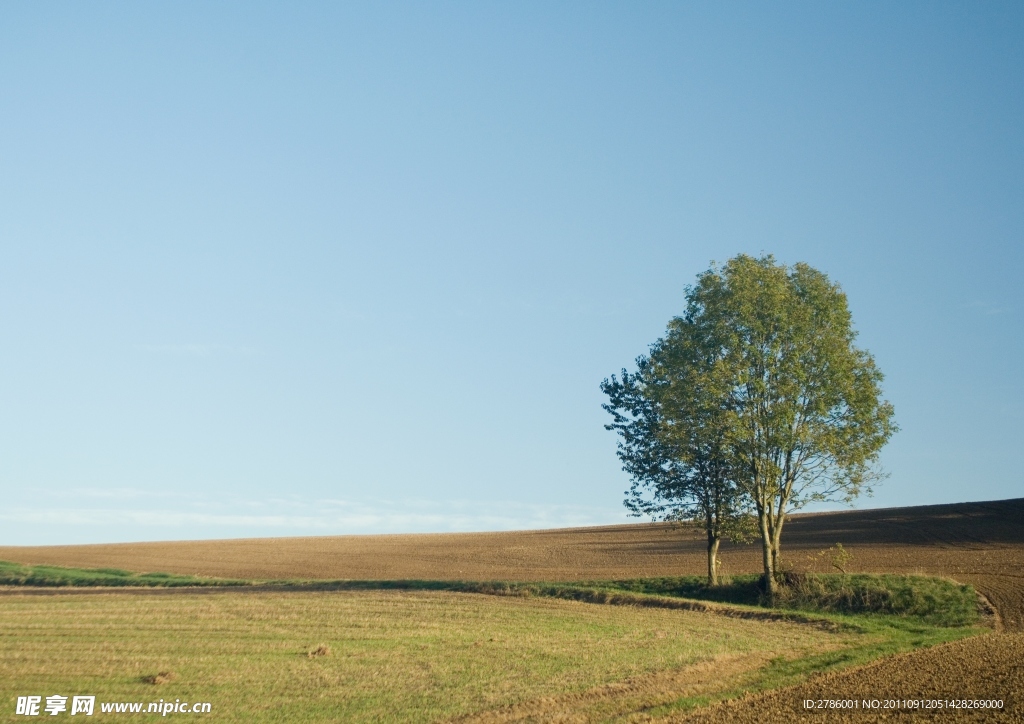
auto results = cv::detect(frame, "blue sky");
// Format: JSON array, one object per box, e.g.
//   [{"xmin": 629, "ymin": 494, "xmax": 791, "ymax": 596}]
[{"xmin": 1, "ymin": 2, "xmax": 1021, "ymax": 545}]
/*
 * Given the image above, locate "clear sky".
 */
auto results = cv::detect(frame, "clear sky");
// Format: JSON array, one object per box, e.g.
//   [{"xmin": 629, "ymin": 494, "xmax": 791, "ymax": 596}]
[{"xmin": 1, "ymin": 2, "xmax": 1021, "ymax": 545}]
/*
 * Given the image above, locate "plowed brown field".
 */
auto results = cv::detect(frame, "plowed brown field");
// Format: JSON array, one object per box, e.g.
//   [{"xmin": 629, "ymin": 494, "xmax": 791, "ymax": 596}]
[
  {"xmin": 672, "ymin": 633, "xmax": 1024, "ymax": 723},
  {"xmin": 2, "ymin": 498, "xmax": 1022, "ymax": 722}
]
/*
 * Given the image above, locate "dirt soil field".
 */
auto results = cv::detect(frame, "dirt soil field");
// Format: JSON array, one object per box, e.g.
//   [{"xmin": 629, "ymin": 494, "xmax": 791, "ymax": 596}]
[
  {"xmin": 672, "ymin": 632, "xmax": 1024, "ymax": 724},
  {"xmin": 2, "ymin": 497, "xmax": 1022, "ymax": 721}
]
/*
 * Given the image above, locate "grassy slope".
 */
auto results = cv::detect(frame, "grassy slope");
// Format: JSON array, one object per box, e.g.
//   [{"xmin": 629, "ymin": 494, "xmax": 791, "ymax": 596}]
[
  {"xmin": 0, "ymin": 590, "xmax": 839, "ymax": 723},
  {"xmin": 0, "ymin": 564, "xmax": 988, "ymax": 721}
]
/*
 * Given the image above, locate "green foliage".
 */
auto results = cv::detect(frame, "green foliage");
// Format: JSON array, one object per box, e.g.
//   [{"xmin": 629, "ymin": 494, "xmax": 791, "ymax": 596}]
[
  {"xmin": 613, "ymin": 254, "xmax": 898, "ymax": 591},
  {"xmin": 602, "ymin": 365, "xmax": 751, "ymax": 537}
]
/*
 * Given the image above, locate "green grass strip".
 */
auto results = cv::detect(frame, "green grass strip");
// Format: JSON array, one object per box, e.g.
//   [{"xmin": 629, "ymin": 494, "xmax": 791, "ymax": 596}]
[{"xmin": 0, "ymin": 559, "xmax": 247, "ymax": 587}]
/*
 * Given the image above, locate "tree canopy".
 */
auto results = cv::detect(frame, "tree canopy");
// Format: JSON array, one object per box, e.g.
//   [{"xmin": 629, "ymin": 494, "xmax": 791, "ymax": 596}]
[{"xmin": 603, "ymin": 255, "xmax": 897, "ymax": 594}]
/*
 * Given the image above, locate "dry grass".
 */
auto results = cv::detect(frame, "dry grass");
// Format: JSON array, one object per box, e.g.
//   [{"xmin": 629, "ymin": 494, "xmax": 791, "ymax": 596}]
[
  {"xmin": 453, "ymin": 652, "xmax": 776, "ymax": 723},
  {"xmin": 0, "ymin": 590, "xmax": 840, "ymax": 723}
]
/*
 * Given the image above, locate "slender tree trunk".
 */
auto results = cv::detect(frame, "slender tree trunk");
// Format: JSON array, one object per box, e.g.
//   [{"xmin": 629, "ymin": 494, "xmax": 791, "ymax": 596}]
[
  {"xmin": 706, "ymin": 534, "xmax": 721, "ymax": 587},
  {"xmin": 771, "ymin": 516, "xmax": 785, "ymax": 578},
  {"xmin": 769, "ymin": 485, "xmax": 792, "ymax": 583},
  {"xmin": 758, "ymin": 509, "xmax": 776, "ymax": 598}
]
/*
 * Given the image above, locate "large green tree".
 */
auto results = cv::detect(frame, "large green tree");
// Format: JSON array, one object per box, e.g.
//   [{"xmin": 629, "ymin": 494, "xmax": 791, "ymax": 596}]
[
  {"xmin": 672, "ymin": 255, "xmax": 897, "ymax": 596},
  {"xmin": 606, "ymin": 255, "xmax": 896, "ymax": 597}
]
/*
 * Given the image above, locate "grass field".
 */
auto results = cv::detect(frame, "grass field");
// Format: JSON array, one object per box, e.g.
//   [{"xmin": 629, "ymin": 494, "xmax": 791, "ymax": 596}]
[
  {"xmin": 0, "ymin": 584, "xmax": 983, "ymax": 723},
  {"xmin": 0, "ymin": 589, "xmax": 827, "ymax": 722}
]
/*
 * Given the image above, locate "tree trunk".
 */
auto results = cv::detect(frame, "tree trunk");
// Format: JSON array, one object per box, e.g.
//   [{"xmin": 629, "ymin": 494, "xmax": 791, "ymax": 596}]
[
  {"xmin": 758, "ymin": 511, "xmax": 776, "ymax": 599},
  {"xmin": 771, "ymin": 486, "xmax": 791, "ymax": 582},
  {"xmin": 706, "ymin": 534, "xmax": 721, "ymax": 587},
  {"xmin": 771, "ymin": 528, "xmax": 783, "ymax": 579}
]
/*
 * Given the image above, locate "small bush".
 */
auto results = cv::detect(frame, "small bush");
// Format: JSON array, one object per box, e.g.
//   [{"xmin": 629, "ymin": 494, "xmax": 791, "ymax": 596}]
[
  {"xmin": 806, "ymin": 544, "xmax": 853, "ymax": 574},
  {"xmin": 770, "ymin": 574, "xmax": 979, "ymax": 626}
]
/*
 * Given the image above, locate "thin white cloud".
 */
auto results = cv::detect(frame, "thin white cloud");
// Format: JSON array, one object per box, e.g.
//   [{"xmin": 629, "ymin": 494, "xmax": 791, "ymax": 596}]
[
  {"xmin": 136, "ymin": 344, "xmax": 256, "ymax": 357},
  {"xmin": 0, "ymin": 497, "xmax": 621, "ymax": 536}
]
